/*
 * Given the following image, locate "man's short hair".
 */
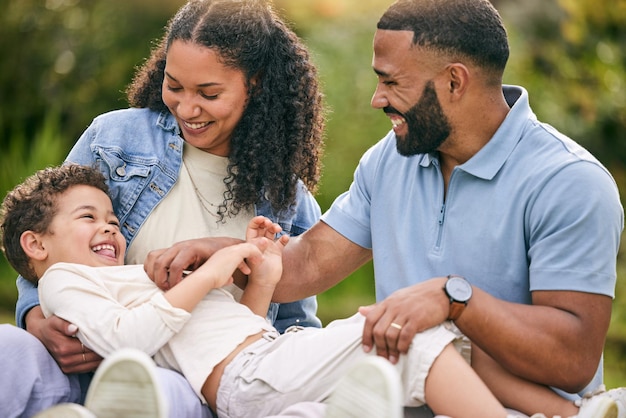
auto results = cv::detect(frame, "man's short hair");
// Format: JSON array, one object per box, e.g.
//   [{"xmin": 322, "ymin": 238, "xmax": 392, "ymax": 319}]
[{"xmin": 377, "ymin": 0, "xmax": 509, "ymax": 74}]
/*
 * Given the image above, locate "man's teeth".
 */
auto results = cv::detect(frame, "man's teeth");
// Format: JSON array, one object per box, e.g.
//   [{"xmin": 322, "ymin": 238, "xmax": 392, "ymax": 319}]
[
  {"xmin": 391, "ymin": 118, "xmax": 405, "ymax": 128},
  {"xmin": 184, "ymin": 121, "xmax": 210, "ymax": 129}
]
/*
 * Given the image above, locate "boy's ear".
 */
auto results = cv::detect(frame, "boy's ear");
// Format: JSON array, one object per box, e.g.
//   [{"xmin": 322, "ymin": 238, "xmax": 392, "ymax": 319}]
[{"xmin": 20, "ymin": 231, "xmax": 48, "ymax": 261}]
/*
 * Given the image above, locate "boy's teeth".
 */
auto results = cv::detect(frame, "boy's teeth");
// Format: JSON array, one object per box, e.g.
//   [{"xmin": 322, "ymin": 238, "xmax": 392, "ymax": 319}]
[{"xmin": 92, "ymin": 244, "xmax": 116, "ymax": 257}]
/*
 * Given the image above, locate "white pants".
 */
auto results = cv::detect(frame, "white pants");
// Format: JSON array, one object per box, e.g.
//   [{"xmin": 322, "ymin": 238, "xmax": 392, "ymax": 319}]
[{"xmin": 216, "ymin": 313, "xmax": 463, "ymax": 418}]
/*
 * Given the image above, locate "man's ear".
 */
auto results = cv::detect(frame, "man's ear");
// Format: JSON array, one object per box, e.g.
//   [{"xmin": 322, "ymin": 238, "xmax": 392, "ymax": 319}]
[
  {"xmin": 20, "ymin": 231, "xmax": 48, "ymax": 261},
  {"xmin": 445, "ymin": 62, "xmax": 470, "ymax": 98}
]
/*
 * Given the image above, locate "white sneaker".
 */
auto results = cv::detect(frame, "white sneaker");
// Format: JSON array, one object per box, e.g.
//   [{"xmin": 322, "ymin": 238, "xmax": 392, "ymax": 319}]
[
  {"xmin": 85, "ymin": 348, "xmax": 167, "ymax": 418},
  {"xmin": 576, "ymin": 385, "xmax": 626, "ymax": 418},
  {"xmin": 33, "ymin": 403, "xmax": 96, "ymax": 418},
  {"xmin": 576, "ymin": 395, "xmax": 618, "ymax": 418},
  {"xmin": 325, "ymin": 356, "xmax": 403, "ymax": 418}
]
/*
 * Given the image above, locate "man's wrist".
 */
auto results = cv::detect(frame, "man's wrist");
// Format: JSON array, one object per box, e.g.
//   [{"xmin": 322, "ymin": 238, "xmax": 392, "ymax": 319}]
[{"xmin": 443, "ymin": 275, "xmax": 472, "ymax": 321}]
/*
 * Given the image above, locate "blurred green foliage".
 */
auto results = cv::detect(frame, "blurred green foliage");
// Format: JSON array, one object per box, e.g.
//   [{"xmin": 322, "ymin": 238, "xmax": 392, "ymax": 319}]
[{"xmin": 0, "ymin": 0, "xmax": 625, "ymax": 386}]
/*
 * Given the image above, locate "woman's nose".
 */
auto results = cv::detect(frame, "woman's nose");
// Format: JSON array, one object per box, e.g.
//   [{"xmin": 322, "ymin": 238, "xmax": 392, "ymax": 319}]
[{"xmin": 176, "ymin": 96, "xmax": 202, "ymax": 119}]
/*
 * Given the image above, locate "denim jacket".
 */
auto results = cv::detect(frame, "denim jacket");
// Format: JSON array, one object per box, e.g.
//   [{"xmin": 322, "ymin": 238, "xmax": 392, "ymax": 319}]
[{"xmin": 16, "ymin": 108, "xmax": 322, "ymax": 332}]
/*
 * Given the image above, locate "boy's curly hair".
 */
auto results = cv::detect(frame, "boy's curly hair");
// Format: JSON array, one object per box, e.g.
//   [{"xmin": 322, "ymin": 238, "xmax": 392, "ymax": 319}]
[
  {"xmin": 0, "ymin": 165, "xmax": 109, "ymax": 283},
  {"xmin": 126, "ymin": 0, "xmax": 325, "ymax": 217}
]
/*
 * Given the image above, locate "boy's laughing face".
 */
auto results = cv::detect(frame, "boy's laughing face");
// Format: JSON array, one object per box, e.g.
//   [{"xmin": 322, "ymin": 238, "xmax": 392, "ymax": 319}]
[{"xmin": 37, "ymin": 185, "xmax": 126, "ymax": 269}]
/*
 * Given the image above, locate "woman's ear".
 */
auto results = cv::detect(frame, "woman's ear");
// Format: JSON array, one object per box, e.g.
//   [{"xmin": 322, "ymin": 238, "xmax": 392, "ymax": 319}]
[
  {"xmin": 20, "ymin": 231, "xmax": 48, "ymax": 261},
  {"xmin": 249, "ymin": 72, "xmax": 262, "ymax": 96}
]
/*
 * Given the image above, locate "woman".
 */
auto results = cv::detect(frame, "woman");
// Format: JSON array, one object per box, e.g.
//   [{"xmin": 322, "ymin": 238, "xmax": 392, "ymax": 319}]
[{"xmin": 4, "ymin": 1, "xmax": 325, "ymax": 417}]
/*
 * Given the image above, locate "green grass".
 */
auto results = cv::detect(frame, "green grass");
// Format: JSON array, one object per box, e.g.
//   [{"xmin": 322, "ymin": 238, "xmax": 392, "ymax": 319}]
[{"xmin": 1, "ymin": 309, "xmax": 14, "ymax": 325}]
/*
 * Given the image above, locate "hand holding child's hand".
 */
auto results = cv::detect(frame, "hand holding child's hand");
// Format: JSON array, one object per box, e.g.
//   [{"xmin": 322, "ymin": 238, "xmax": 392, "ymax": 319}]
[{"xmin": 246, "ymin": 216, "xmax": 289, "ymax": 289}]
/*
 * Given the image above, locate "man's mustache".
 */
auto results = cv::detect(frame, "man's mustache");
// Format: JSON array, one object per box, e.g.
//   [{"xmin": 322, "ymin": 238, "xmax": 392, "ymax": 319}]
[{"xmin": 383, "ymin": 106, "xmax": 403, "ymax": 117}]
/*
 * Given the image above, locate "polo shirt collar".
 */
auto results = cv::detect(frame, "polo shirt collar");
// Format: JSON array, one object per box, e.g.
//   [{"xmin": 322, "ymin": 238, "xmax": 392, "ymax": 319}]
[{"xmin": 458, "ymin": 85, "xmax": 535, "ymax": 180}]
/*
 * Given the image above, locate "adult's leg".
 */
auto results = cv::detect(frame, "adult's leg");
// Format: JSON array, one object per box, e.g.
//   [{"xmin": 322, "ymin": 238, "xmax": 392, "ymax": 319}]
[
  {"xmin": 0, "ymin": 324, "xmax": 82, "ymax": 418},
  {"xmin": 155, "ymin": 367, "xmax": 213, "ymax": 418}
]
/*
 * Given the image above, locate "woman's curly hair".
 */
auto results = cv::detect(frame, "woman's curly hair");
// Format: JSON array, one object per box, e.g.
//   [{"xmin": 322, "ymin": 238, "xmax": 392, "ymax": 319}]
[{"xmin": 126, "ymin": 0, "xmax": 325, "ymax": 217}]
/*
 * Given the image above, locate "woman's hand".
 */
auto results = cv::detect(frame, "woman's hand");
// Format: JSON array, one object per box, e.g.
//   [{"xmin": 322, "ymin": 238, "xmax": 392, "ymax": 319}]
[
  {"xmin": 144, "ymin": 236, "xmax": 244, "ymax": 290},
  {"xmin": 25, "ymin": 307, "xmax": 102, "ymax": 373}
]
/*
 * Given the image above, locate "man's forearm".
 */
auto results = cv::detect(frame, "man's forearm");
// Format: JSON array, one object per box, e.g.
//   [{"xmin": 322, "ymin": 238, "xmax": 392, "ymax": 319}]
[{"xmin": 457, "ymin": 288, "xmax": 610, "ymax": 393}]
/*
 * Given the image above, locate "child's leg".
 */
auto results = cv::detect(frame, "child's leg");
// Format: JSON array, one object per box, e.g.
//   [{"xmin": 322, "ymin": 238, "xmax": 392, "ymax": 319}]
[
  {"xmin": 424, "ymin": 343, "xmax": 508, "ymax": 418},
  {"xmin": 471, "ymin": 344, "xmax": 577, "ymax": 417}
]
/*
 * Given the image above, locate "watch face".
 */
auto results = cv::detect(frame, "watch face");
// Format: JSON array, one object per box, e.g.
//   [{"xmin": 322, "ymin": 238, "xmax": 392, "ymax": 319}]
[{"xmin": 447, "ymin": 276, "xmax": 472, "ymax": 302}]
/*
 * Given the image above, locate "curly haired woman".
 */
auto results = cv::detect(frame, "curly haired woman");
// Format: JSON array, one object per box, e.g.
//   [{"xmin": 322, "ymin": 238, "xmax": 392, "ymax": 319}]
[{"xmin": 5, "ymin": 1, "xmax": 326, "ymax": 417}]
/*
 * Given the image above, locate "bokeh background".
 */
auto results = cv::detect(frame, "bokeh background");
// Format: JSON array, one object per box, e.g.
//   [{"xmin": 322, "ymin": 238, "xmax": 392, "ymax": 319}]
[{"xmin": 1, "ymin": 0, "xmax": 625, "ymax": 387}]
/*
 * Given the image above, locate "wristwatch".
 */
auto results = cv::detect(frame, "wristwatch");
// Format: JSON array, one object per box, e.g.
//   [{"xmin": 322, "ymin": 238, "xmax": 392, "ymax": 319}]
[{"xmin": 443, "ymin": 275, "xmax": 472, "ymax": 321}]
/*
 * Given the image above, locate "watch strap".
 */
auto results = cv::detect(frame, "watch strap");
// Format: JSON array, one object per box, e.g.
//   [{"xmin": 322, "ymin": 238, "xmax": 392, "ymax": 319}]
[
  {"xmin": 444, "ymin": 275, "xmax": 471, "ymax": 321},
  {"xmin": 448, "ymin": 300, "xmax": 466, "ymax": 321}
]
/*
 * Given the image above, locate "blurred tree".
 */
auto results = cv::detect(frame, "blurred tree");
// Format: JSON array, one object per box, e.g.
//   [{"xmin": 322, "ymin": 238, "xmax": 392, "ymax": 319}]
[
  {"xmin": 0, "ymin": 0, "xmax": 180, "ymax": 153},
  {"xmin": 499, "ymin": 0, "xmax": 626, "ymax": 167}
]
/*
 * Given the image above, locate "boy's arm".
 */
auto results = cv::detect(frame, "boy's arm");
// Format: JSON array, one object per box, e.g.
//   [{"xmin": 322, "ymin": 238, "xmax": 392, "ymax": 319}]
[
  {"xmin": 17, "ymin": 275, "xmax": 101, "ymax": 373},
  {"xmin": 240, "ymin": 234, "xmax": 289, "ymax": 316},
  {"xmin": 238, "ymin": 216, "xmax": 287, "ymax": 317},
  {"xmin": 41, "ymin": 243, "xmax": 266, "ymax": 357},
  {"xmin": 163, "ymin": 241, "xmax": 266, "ymax": 312}
]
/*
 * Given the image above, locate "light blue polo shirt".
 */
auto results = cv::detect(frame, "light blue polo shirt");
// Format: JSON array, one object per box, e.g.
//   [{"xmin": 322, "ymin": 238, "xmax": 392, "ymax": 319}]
[{"xmin": 323, "ymin": 85, "xmax": 623, "ymax": 305}]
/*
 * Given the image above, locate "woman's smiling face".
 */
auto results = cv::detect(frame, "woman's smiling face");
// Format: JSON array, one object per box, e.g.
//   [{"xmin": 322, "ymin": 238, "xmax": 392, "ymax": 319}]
[{"xmin": 162, "ymin": 40, "xmax": 250, "ymax": 156}]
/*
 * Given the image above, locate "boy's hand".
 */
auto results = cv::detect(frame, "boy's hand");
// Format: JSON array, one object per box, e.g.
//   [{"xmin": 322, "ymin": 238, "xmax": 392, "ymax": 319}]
[
  {"xmin": 243, "ymin": 216, "xmax": 287, "ymax": 288},
  {"xmin": 238, "ymin": 218, "xmax": 288, "ymax": 316},
  {"xmin": 246, "ymin": 216, "xmax": 282, "ymax": 241},
  {"xmin": 247, "ymin": 233, "xmax": 289, "ymax": 289}
]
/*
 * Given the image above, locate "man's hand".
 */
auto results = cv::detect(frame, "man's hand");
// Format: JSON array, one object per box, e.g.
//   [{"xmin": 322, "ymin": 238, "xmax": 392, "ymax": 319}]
[
  {"xmin": 144, "ymin": 236, "xmax": 243, "ymax": 290},
  {"xmin": 26, "ymin": 306, "xmax": 102, "ymax": 373},
  {"xmin": 359, "ymin": 277, "xmax": 449, "ymax": 364}
]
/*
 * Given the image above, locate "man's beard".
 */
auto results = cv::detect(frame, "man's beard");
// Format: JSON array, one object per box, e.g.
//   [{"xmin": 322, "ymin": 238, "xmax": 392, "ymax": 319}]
[{"xmin": 394, "ymin": 80, "xmax": 452, "ymax": 156}]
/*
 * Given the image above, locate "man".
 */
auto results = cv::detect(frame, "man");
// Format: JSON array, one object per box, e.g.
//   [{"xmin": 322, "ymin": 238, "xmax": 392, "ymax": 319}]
[
  {"xmin": 150, "ymin": 0, "xmax": 623, "ymax": 416},
  {"xmin": 275, "ymin": 0, "xmax": 623, "ymax": 415}
]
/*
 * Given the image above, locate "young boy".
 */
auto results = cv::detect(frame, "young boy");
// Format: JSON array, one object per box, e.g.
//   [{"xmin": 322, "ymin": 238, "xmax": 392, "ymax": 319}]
[{"xmin": 0, "ymin": 164, "xmax": 620, "ymax": 418}]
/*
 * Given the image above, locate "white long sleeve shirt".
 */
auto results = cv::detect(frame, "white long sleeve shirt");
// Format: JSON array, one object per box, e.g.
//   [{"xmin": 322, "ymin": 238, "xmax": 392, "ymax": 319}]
[{"xmin": 39, "ymin": 262, "xmax": 273, "ymax": 400}]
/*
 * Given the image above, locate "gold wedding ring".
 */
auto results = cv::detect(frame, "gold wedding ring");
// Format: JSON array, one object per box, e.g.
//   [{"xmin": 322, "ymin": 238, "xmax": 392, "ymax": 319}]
[
  {"xmin": 390, "ymin": 322, "xmax": 403, "ymax": 330},
  {"xmin": 81, "ymin": 343, "xmax": 86, "ymax": 362}
]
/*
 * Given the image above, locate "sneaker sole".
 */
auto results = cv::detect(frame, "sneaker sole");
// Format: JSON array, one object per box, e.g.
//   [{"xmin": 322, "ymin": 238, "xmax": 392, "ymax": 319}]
[
  {"xmin": 325, "ymin": 356, "xmax": 403, "ymax": 418},
  {"xmin": 85, "ymin": 348, "xmax": 167, "ymax": 418},
  {"xmin": 579, "ymin": 396, "xmax": 619, "ymax": 418},
  {"xmin": 32, "ymin": 403, "xmax": 97, "ymax": 418}
]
